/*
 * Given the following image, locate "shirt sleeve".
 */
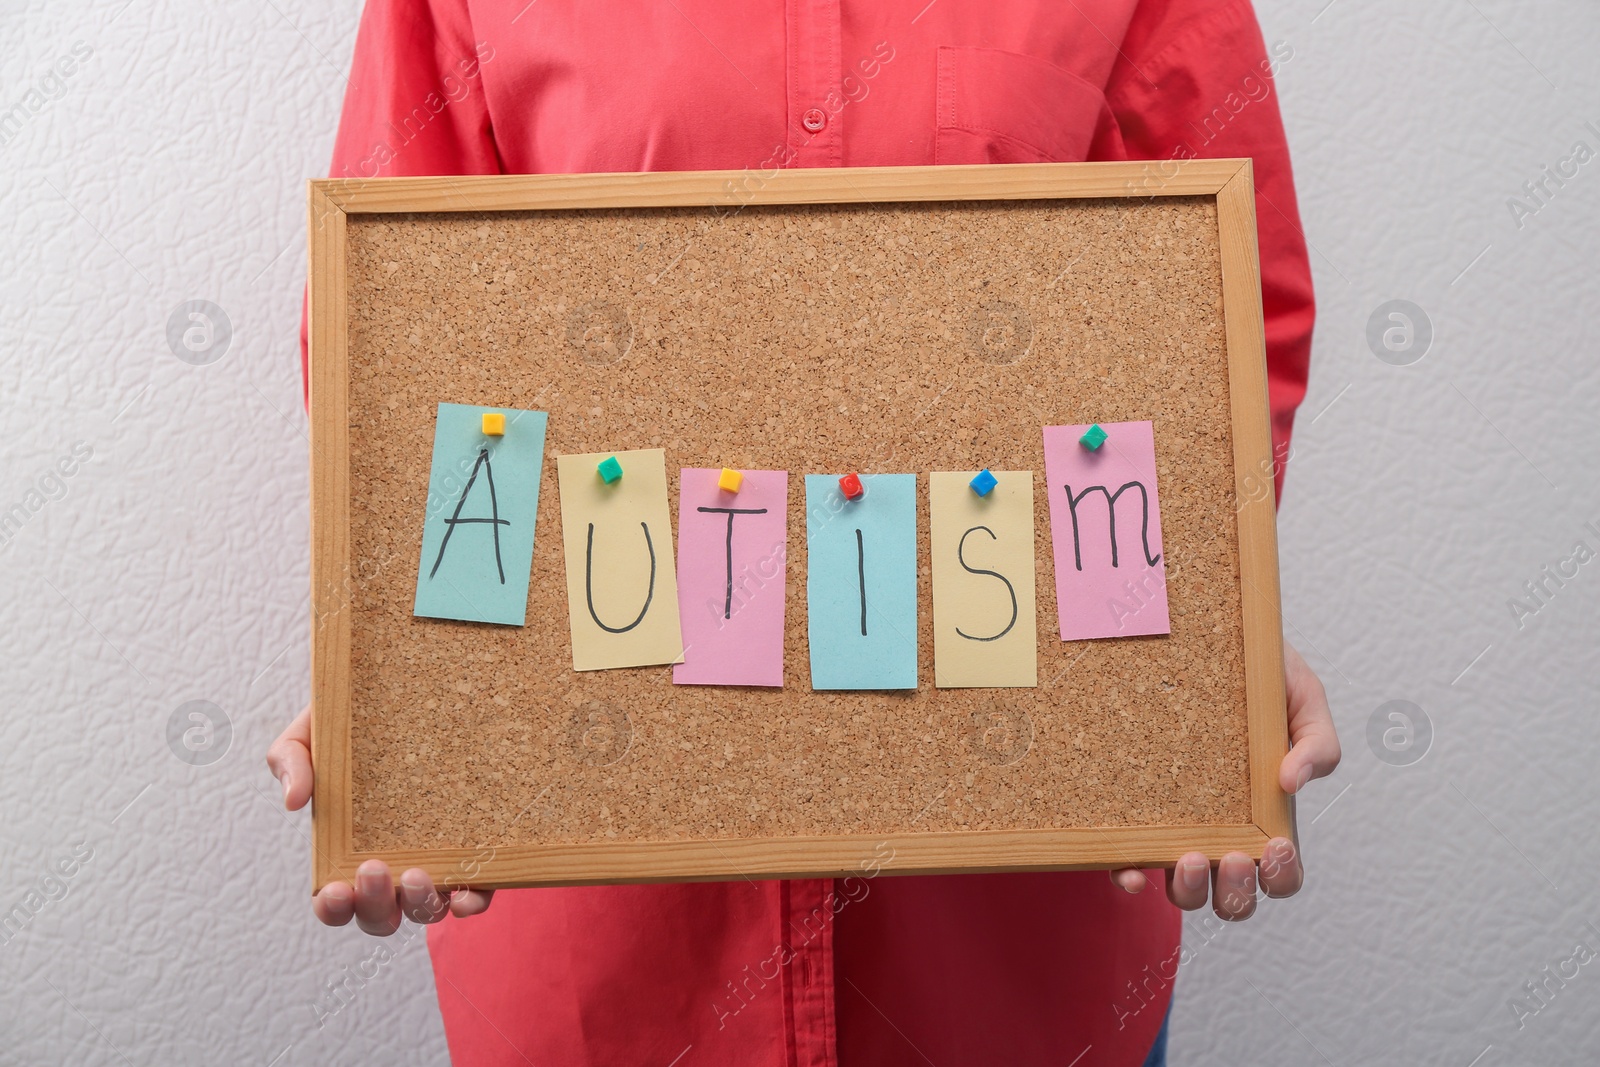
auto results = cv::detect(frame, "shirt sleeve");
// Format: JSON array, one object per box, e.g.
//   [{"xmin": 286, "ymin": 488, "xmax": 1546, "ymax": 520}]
[
  {"xmin": 301, "ymin": 0, "xmax": 501, "ymax": 401},
  {"xmin": 1101, "ymin": 0, "xmax": 1315, "ymax": 502}
]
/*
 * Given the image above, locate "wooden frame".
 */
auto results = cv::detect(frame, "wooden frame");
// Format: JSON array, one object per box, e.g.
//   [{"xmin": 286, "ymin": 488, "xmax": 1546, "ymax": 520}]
[{"xmin": 307, "ymin": 161, "xmax": 1291, "ymax": 892}]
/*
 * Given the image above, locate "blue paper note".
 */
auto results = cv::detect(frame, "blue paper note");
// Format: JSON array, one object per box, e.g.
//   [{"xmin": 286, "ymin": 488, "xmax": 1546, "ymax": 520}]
[
  {"xmin": 413, "ymin": 403, "xmax": 549, "ymax": 626},
  {"xmin": 805, "ymin": 474, "xmax": 919, "ymax": 690}
]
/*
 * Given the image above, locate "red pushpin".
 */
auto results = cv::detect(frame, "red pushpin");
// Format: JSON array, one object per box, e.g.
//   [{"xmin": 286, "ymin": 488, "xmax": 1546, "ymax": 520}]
[{"xmin": 839, "ymin": 472, "xmax": 864, "ymax": 500}]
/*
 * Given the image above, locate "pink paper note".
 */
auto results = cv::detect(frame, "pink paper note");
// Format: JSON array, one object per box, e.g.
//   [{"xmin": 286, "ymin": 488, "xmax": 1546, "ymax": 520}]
[
  {"xmin": 1042, "ymin": 422, "xmax": 1171, "ymax": 640},
  {"xmin": 673, "ymin": 468, "xmax": 789, "ymax": 686}
]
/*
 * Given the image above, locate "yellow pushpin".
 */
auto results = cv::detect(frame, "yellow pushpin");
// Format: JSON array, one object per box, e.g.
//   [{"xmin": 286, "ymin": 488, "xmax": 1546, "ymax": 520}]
[
  {"xmin": 481, "ymin": 412, "xmax": 506, "ymax": 436},
  {"xmin": 717, "ymin": 467, "xmax": 743, "ymax": 493}
]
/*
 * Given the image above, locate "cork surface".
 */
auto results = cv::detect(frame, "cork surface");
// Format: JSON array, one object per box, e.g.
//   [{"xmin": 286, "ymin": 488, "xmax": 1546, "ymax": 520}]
[{"xmin": 341, "ymin": 196, "xmax": 1249, "ymax": 852}]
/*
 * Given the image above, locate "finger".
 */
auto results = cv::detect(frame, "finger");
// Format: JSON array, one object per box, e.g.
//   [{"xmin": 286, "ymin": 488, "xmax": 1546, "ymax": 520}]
[
  {"xmin": 1259, "ymin": 837, "xmax": 1303, "ymax": 898},
  {"xmin": 1280, "ymin": 642, "xmax": 1341, "ymax": 794},
  {"xmin": 1108, "ymin": 868, "xmax": 1147, "ymax": 894},
  {"xmin": 1212, "ymin": 852, "xmax": 1257, "ymax": 921},
  {"xmin": 266, "ymin": 705, "xmax": 314, "ymax": 811},
  {"xmin": 353, "ymin": 861, "xmax": 402, "ymax": 937},
  {"xmin": 313, "ymin": 882, "xmax": 355, "ymax": 927},
  {"xmin": 399, "ymin": 869, "xmax": 449, "ymax": 924},
  {"xmin": 449, "ymin": 889, "xmax": 495, "ymax": 918},
  {"xmin": 1166, "ymin": 852, "xmax": 1211, "ymax": 911}
]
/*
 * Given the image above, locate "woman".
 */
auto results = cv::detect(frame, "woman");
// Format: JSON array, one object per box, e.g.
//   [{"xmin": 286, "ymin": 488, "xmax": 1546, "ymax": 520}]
[{"xmin": 269, "ymin": 1, "xmax": 1339, "ymax": 1062}]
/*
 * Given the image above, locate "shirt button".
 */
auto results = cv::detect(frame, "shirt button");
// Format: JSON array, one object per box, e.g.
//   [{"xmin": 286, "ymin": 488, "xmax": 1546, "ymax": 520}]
[{"xmin": 802, "ymin": 108, "xmax": 827, "ymax": 133}]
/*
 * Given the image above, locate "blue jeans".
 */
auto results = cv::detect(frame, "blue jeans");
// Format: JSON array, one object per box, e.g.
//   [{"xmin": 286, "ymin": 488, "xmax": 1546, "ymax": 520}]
[{"xmin": 1140, "ymin": 1002, "xmax": 1172, "ymax": 1067}]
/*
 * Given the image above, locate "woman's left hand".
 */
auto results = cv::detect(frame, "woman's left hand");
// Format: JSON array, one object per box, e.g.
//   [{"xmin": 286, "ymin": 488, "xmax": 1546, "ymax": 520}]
[{"xmin": 1108, "ymin": 640, "xmax": 1341, "ymax": 919}]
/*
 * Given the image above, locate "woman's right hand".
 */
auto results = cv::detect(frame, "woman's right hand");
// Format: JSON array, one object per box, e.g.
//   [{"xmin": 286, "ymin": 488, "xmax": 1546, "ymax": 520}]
[{"xmin": 266, "ymin": 705, "xmax": 496, "ymax": 936}]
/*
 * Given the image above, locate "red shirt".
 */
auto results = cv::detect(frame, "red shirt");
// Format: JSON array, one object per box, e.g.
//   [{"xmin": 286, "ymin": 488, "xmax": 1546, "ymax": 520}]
[{"xmin": 318, "ymin": 1, "xmax": 1315, "ymax": 1064}]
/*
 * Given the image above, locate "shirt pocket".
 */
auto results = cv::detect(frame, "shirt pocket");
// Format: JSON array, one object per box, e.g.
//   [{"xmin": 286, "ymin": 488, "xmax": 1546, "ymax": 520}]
[{"xmin": 934, "ymin": 45, "xmax": 1112, "ymax": 165}]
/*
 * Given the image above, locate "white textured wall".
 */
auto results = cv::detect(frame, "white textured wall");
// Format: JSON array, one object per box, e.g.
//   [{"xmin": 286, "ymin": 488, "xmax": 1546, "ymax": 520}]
[
  {"xmin": 1179, "ymin": 3, "xmax": 1600, "ymax": 1065},
  {"xmin": 1, "ymin": 1, "xmax": 1595, "ymax": 1064}
]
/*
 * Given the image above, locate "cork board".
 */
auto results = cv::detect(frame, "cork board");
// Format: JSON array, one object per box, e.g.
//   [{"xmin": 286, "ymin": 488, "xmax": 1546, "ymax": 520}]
[{"xmin": 307, "ymin": 162, "xmax": 1292, "ymax": 892}]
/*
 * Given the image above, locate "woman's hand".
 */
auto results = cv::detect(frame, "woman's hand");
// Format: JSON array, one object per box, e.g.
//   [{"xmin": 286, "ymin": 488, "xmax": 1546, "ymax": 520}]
[
  {"xmin": 266, "ymin": 705, "xmax": 495, "ymax": 935},
  {"xmin": 1108, "ymin": 640, "xmax": 1341, "ymax": 919}
]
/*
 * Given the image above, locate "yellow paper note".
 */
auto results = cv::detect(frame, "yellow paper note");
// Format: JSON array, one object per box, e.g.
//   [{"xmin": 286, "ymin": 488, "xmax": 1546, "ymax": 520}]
[
  {"xmin": 556, "ymin": 449, "xmax": 684, "ymax": 670},
  {"xmin": 929, "ymin": 471, "xmax": 1037, "ymax": 688}
]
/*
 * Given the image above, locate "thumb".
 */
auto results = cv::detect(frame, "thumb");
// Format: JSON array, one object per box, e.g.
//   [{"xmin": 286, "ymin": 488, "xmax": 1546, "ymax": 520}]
[
  {"xmin": 1279, "ymin": 642, "xmax": 1340, "ymax": 794},
  {"xmin": 265, "ymin": 705, "xmax": 314, "ymax": 811}
]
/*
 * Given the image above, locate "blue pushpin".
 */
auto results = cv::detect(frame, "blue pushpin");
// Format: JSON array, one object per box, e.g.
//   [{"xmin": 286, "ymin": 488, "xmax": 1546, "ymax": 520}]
[{"xmin": 970, "ymin": 469, "xmax": 998, "ymax": 497}]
